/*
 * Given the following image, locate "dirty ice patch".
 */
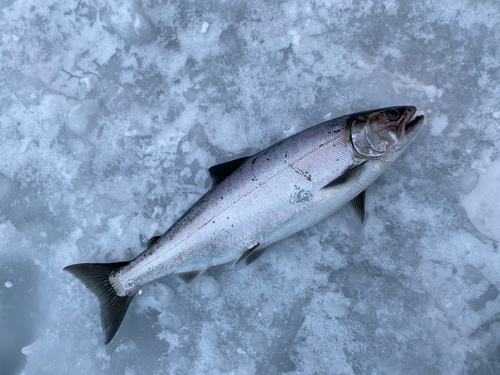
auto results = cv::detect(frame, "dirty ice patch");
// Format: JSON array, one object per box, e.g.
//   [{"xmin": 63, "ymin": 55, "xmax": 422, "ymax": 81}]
[{"xmin": 461, "ymin": 158, "xmax": 500, "ymax": 241}]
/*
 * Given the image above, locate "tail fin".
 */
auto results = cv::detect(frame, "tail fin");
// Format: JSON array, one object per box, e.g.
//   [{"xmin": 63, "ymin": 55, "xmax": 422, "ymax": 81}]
[{"xmin": 63, "ymin": 262, "xmax": 135, "ymax": 344}]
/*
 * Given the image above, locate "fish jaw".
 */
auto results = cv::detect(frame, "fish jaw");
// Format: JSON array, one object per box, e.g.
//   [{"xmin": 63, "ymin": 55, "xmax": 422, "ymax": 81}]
[{"xmin": 349, "ymin": 106, "xmax": 424, "ymax": 161}]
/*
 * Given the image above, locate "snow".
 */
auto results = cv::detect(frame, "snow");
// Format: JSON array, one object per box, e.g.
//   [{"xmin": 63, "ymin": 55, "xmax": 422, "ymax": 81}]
[
  {"xmin": 1, "ymin": 0, "xmax": 500, "ymax": 374},
  {"xmin": 430, "ymin": 114, "xmax": 448, "ymax": 136},
  {"xmin": 201, "ymin": 22, "xmax": 209, "ymax": 34},
  {"xmin": 200, "ymin": 276, "xmax": 222, "ymax": 299}
]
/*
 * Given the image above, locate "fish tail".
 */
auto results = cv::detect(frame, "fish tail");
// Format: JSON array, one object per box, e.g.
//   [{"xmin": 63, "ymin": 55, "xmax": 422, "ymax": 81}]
[{"xmin": 63, "ymin": 261, "xmax": 135, "ymax": 344}]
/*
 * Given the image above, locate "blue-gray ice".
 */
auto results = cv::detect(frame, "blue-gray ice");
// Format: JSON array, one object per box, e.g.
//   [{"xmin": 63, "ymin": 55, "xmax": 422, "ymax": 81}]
[{"xmin": 1, "ymin": 1, "xmax": 500, "ymax": 374}]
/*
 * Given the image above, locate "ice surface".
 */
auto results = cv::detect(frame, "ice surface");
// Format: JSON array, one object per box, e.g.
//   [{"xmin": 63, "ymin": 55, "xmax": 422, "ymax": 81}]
[
  {"xmin": 1, "ymin": 0, "xmax": 500, "ymax": 374},
  {"xmin": 462, "ymin": 158, "xmax": 500, "ymax": 242}
]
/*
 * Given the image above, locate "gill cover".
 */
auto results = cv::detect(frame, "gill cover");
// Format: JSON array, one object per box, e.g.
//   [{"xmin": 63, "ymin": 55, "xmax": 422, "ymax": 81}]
[{"xmin": 349, "ymin": 106, "xmax": 417, "ymax": 159}]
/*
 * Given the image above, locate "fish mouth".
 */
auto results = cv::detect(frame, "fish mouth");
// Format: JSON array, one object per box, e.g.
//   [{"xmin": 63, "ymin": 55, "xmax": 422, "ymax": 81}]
[
  {"xmin": 404, "ymin": 111, "xmax": 424, "ymax": 135},
  {"xmin": 349, "ymin": 106, "xmax": 424, "ymax": 159},
  {"xmin": 395, "ymin": 106, "xmax": 424, "ymax": 137}
]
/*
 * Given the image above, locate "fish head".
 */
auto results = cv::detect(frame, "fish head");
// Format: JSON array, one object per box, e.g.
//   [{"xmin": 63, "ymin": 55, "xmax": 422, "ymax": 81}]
[{"xmin": 349, "ymin": 106, "xmax": 424, "ymax": 161}]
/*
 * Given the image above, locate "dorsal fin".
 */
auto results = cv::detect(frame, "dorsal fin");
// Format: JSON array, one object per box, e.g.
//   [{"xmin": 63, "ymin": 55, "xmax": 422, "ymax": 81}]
[
  {"xmin": 147, "ymin": 235, "xmax": 161, "ymax": 248},
  {"xmin": 208, "ymin": 157, "xmax": 249, "ymax": 186},
  {"xmin": 321, "ymin": 162, "xmax": 367, "ymax": 190},
  {"xmin": 350, "ymin": 190, "xmax": 365, "ymax": 222}
]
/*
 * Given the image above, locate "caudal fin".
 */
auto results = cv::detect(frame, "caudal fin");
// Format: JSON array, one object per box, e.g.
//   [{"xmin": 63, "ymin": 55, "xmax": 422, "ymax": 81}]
[{"xmin": 63, "ymin": 262, "xmax": 135, "ymax": 344}]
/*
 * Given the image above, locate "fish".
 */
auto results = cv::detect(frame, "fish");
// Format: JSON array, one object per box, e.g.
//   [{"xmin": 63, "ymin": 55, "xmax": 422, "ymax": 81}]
[{"xmin": 64, "ymin": 106, "xmax": 424, "ymax": 344}]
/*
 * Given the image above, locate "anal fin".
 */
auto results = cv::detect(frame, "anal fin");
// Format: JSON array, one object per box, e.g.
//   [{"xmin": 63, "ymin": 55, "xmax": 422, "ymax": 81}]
[{"xmin": 178, "ymin": 269, "xmax": 205, "ymax": 283}]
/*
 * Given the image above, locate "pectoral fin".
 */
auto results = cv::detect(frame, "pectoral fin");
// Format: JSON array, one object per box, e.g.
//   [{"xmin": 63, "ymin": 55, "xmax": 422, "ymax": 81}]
[
  {"xmin": 209, "ymin": 157, "xmax": 249, "ymax": 186},
  {"xmin": 350, "ymin": 190, "xmax": 365, "ymax": 222},
  {"xmin": 321, "ymin": 162, "xmax": 367, "ymax": 190}
]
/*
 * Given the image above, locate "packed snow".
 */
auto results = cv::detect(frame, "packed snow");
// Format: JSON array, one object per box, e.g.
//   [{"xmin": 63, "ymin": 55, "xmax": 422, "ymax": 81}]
[{"xmin": 1, "ymin": 0, "xmax": 500, "ymax": 374}]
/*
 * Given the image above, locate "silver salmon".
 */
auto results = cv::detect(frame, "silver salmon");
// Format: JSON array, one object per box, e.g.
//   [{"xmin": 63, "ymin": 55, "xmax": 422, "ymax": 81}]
[{"xmin": 64, "ymin": 106, "xmax": 424, "ymax": 343}]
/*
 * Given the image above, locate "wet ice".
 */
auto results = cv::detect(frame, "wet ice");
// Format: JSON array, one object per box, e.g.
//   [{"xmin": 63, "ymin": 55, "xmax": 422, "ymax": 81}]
[{"xmin": 1, "ymin": 0, "xmax": 500, "ymax": 374}]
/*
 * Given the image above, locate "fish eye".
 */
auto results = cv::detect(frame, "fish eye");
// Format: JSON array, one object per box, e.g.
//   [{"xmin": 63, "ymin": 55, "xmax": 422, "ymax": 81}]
[{"xmin": 387, "ymin": 109, "xmax": 400, "ymax": 121}]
